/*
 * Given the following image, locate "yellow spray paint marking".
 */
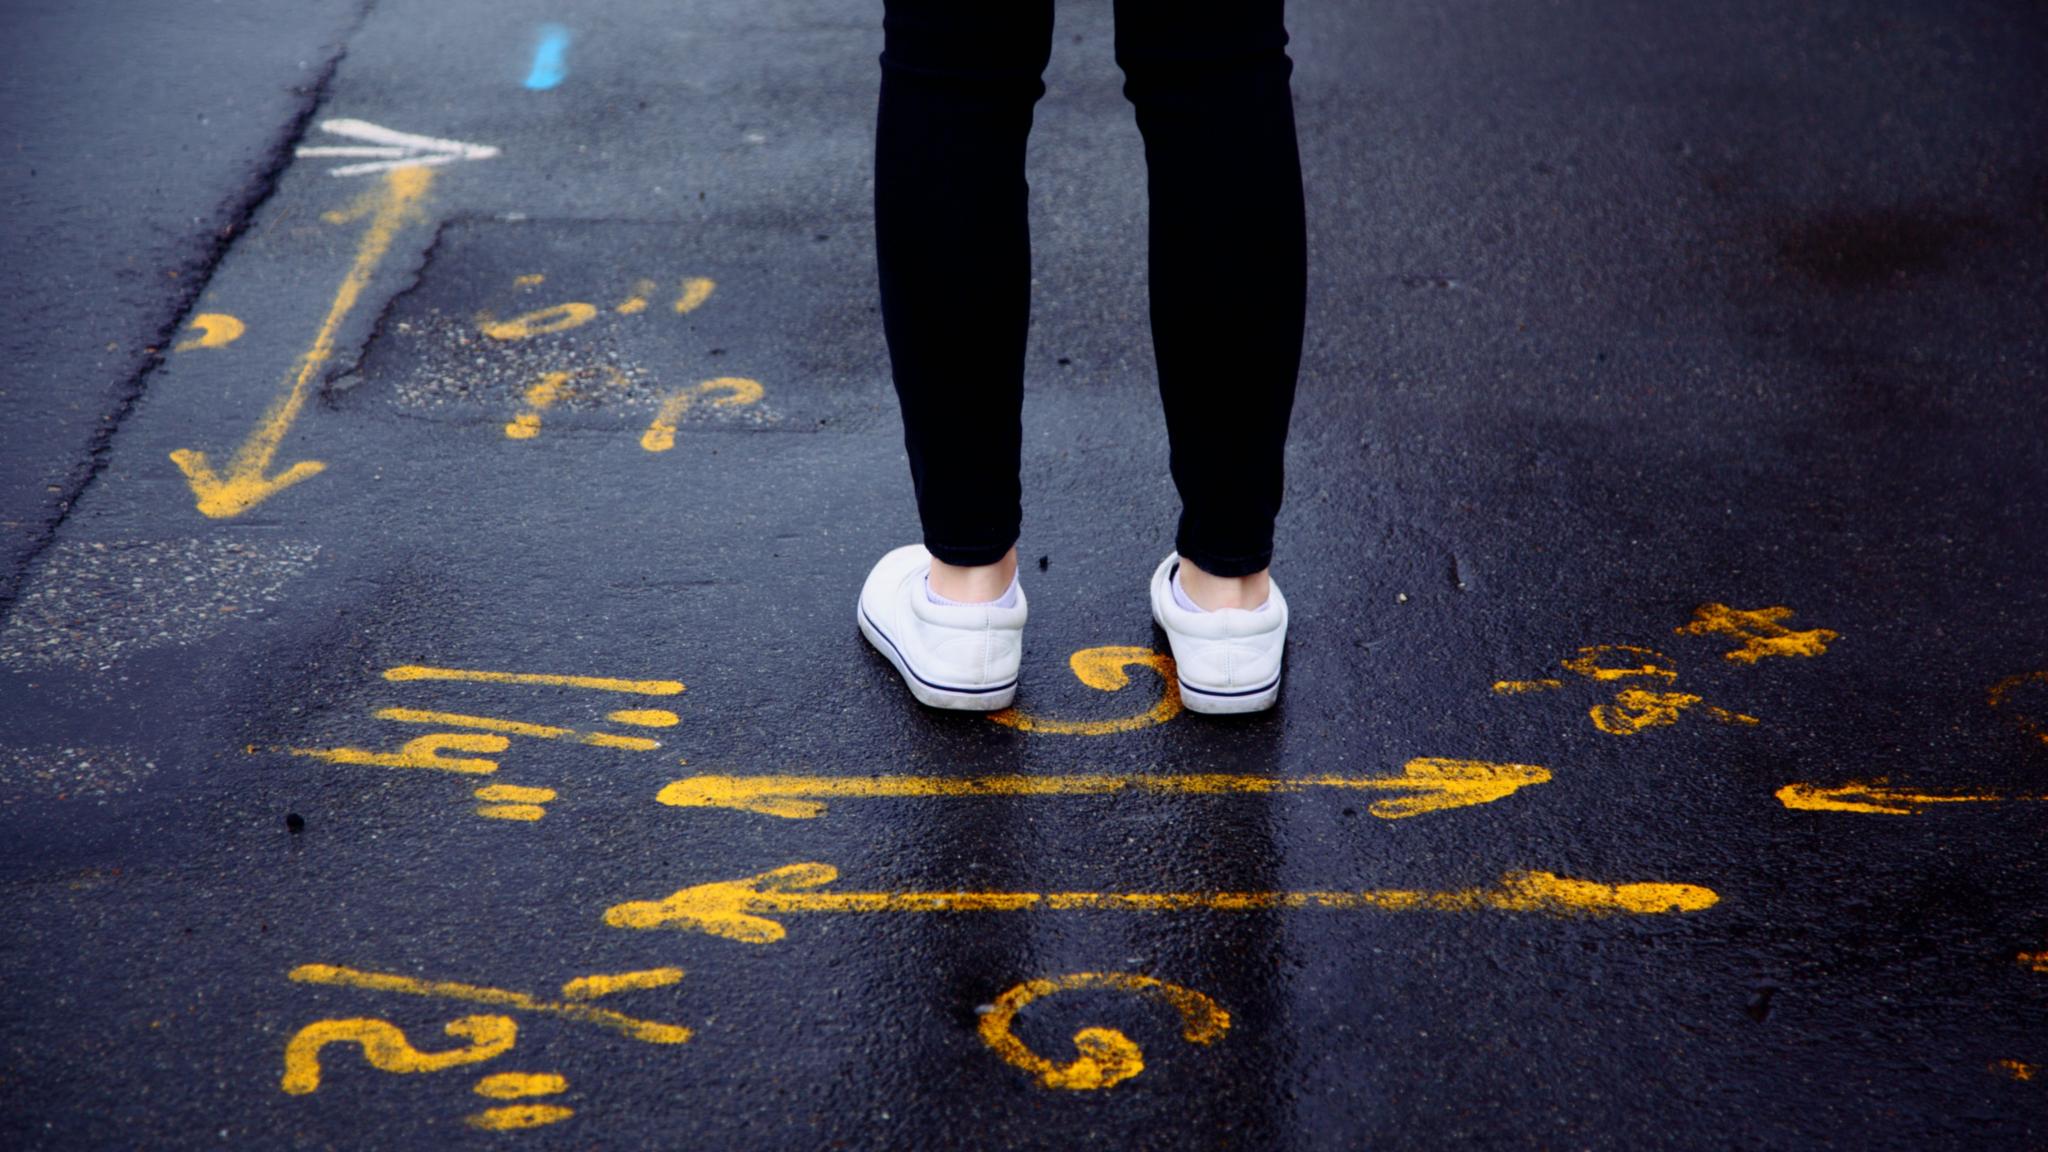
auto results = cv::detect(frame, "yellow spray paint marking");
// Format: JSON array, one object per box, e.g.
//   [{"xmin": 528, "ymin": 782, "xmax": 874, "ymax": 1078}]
[
  {"xmin": 474, "ymin": 1072, "xmax": 568, "ymax": 1099},
  {"xmin": 289, "ymin": 964, "xmax": 692, "ymax": 1045},
  {"xmin": 1677, "ymin": 604, "xmax": 1838, "ymax": 664},
  {"xmin": 376, "ymin": 707, "xmax": 660, "ymax": 751},
  {"xmin": 603, "ymin": 863, "xmax": 1718, "ymax": 945},
  {"xmin": 171, "ymin": 167, "xmax": 434, "ymax": 517},
  {"xmin": 174, "ymin": 312, "xmax": 245, "ymax": 352},
  {"xmin": 281, "ymin": 1015, "xmax": 516, "ymax": 1094},
  {"xmin": 1989, "ymin": 672, "xmax": 2048, "ymax": 746},
  {"xmin": 658, "ymin": 758, "xmax": 1550, "ymax": 821},
  {"xmin": 383, "ymin": 665, "xmax": 683, "ymax": 695},
  {"xmin": 989, "ymin": 646, "xmax": 1181, "ymax": 736},
  {"xmin": 1561, "ymin": 645, "xmax": 1678, "ymax": 682},
  {"xmin": 979, "ymin": 974, "xmax": 1229, "ymax": 1091},
  {"xmin": 479, "ymin": 301, "xmax": 598, "ymax": 341},
  {"xmin": 291, "ymin": 732, "xmax": 506, "ymax": 775},
  {"xmin": 609, "ymin": 709, "xmax": 678, "ymax": 728},
  {"xmin": 560, "ymin": 968, "xmax": 685, "ymax": 1000},
  {"xmin": 474, "ymin": 783, "xmax": 557, "ymax": 821},
  {"xmin": 503, "ymin": 370, "xmax": 573, "ymax": 440},
  {"xmin": 469, "ymin": 1104, "xmax": 575, "ymax": 1130},
  {"xmin": 674, "ymin": 277, "xmax": 715, "ymax": 313},
  {"xmin": 513, "ymin": 274, "xmax": 545, "ymax": 289},
  {"xmin": 1775, "ymin": 781, "xmax": 2016, "ymax": 815},
  {"xmin": 1992, "ymin": 1059, "xmax": 2036, "ymax": 1082},
  {"xmin": 1493, "ymin": 678, "xmax": 1563, "ymax": 694},
  {"xmin": 614, "ymin": 278, "xmax": 657, "ymax": 315},
  {"xmin": 1590, "ymin": 690, "xmax": 1757, "ymax": 735},
  {"xmin": 640, "ymin": 376, "xmax": 765, "ymax": 452},
  {"xmin": 2021, "ymin": 950, "xmax": 2048, "ymax": 974}
]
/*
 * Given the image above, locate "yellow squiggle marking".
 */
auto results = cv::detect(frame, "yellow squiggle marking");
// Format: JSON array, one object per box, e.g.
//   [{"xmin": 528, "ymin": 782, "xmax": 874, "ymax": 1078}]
[
  {"xmin": 1492, "ymin": 679, "xmax": 1563, "ymax": 694},
  {"xmin": 1989, "ymin": 672, "xmax": 2048, "ymax": 746},
  {"xmin": 288, "ymin": 964, "xmax": 691, "ymax": 1044},
  {"xmin": 480, "ymin": 302, "xmax": 597, "ymax": 341},
  {"xmin": 989, "ymin": 646, "xmax": 1181, "ymax": 736},
  {"xmin": 615, "ymin": 278, "xmax": 657, "ymax": 315},
  {"xmin": 674, "ymin": 277, "xmax": 715, "ymax": 314},
  {"xmin": 503, "ymin": 371, "xmax": 573, "ymax": 440},
  {"xmin": 467, "ymin": 1104, "xmax": 574, "ymax": 1130},
  {"xmin": 1676, "ymin": 604, "xmax": 1837, "ymax": 663},
  {"xmin": 603, "ymin": 863, "xmax": 1719, "ymax": 944},
  {"xmin": 1991, "ymin": 1059, "xmax": 2036, "ymax": 1081},
  {"xmin": 383, "ymin": 666, "xmax": 683, "ymax": 695},
  {"xmin": 513, "ymin": 274, "xmax": 544, "ymax": 289},
  {"xmin": 640, "ymin": 377, "xmax": 765, "ymax": 452},
  {"xmin": 1562, "ymin": 645, "xmax": 1678, "ymax": 682},
  {"xmin": 473, "ymin": 1072, "xmax": 567, "ymax": 1099},
  {"xmin": 377, "ymin": 707, "xmax": 658, "ymax": 751},
  {"xmin": 174, "ymin": 312, "xmax": 245, "ymax": 352},
  {"xmin": 979, "ymin": 974, "xmax": 1229, "ymax": 1091},
  {"xmin": 291, "ymin": 733, "xmax": 506, "ymax": 775},
  {"xmin": 281, "ymin": 1015, "xmax": 515, "ymax": 1094}
]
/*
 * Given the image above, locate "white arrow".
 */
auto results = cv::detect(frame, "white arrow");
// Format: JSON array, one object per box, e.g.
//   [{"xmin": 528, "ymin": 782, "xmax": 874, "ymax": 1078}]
[{"xmin": 296, "ymin": 118, "xmax": 500, "ymax": 178}]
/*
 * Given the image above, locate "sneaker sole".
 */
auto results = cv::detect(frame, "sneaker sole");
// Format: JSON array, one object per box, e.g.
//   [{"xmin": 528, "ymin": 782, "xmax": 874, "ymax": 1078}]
[{"xmin": 857, "ymin": 602, "xmax": 1018, "ymax": 712}]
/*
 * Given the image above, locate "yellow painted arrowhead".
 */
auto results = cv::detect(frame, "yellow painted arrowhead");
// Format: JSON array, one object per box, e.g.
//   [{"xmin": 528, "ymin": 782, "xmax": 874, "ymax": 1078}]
[
  {"xmin": 169, "ymin": 449, "xmax": 326, "ymax": 518},
  {"xmin": 603, "ymin": 862, "xmax": 836, "ymax": 944},
  {"xmin": 1368, "ymin": 758, "xmax": 1551, "ymax": 818}
]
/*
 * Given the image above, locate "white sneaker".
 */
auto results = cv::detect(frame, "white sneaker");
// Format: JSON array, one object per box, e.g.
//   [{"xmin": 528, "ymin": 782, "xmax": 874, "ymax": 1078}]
[
  {"xmin": 857, "ymin": 544, "xmax": 1026, "ymax": 711},
  {"xmin": 1148, "ymin": 552, "xmax": 1287, "ymax": 715}
]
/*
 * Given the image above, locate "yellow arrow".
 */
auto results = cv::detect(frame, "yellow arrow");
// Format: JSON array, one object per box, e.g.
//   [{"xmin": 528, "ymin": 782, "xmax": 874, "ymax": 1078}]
[
  {"xmin": 658, "ymin": 757, "xmax": 1550, "ymax": 820},
  {"xmin": 170, "ymin": 167, "xmax": 433, "ymax": 517},
  {"xmin": 1775, "ymin": 781, "xmax": 2029, "ymax": 815},
  {"xmin": 603, "ymin": 863, "xmax": 1718, "ymax": 944}
]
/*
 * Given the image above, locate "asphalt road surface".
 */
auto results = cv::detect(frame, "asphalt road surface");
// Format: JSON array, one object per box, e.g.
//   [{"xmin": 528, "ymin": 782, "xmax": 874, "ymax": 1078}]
[{"xmin": 3, "ymin": 1, "xmax": 2045, "ymax": 1148}]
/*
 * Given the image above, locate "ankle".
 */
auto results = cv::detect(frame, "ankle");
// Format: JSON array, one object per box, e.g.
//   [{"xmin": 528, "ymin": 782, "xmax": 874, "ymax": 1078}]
[
  {"xmin": 1178, "ymin": 560, "xmax": 1270, "ymax": 611},
  {"xmin": 929, "ymin": 548, "xmax": 1019, "ymax": 603}
]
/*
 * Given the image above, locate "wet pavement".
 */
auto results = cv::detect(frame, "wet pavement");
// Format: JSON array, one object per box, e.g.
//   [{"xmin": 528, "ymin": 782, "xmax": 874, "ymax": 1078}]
[{"xmin": 2, "ymin": 1, "xmax": 2045, "ymax": 1148}]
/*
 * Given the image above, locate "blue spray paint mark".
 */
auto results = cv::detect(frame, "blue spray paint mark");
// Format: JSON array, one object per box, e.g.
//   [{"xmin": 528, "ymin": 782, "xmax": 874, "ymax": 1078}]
[{"xmin": 525, "ymin": 25, "xmax": 571, "ymax": 90}]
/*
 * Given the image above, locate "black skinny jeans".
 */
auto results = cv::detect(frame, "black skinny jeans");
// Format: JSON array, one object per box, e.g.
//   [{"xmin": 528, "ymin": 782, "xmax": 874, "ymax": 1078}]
[{"xmin": 876, "ymin": 0, "xmax": 1306, "ymax": 578}]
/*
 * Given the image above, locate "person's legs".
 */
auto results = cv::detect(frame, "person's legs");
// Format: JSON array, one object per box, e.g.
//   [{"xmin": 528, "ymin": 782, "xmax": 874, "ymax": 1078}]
[
  {"xmin": 1114, "ymin": 0, "xmax": 1306, "ymax": 598},
  {"xmin": 876, "ymin": 0, "xmax": 1055, "ymax": 590}
]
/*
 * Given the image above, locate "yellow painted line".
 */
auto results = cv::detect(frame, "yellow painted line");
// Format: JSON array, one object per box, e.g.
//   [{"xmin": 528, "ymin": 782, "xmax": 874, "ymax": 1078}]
[
  {"xmin": 989, "ymin": 646, "xmax": 1180, "ymax": 735},
  {"xmin": 170, "ymin": 168, "xmax": 433, "ymax": 517},
  {"xmin": 377, "ymin": 707, "xmax": 659, "ymax": 751},
  {"xmin": 560, "ymin": 968, "xmax": 684, "ymax": 1000},
  {"xmin": 467, "ymin": 1104, "xmax": 575, "ymax": 1131},
  {"xmin": 608, "ymin": 709, "xmax": 678, "ymax": 728},
  {"xmin": 173, "ymin": 312, "xmax": 245, "ymax": 352},
  {"xmin": 658, "ymin": 758, "xmax": 1550, "ymax": 820},
  {"xmin": 382, "ymin": 665, "xmax": 683, "ymax": 695},
  {"xmin": 474, "ymin": 783, "xmax": 556, "ymax": 821},
  {"xmin": 1492, "ymin": 679, "xmax": 1562, "ymax": 694},
  {"xmin": 979, "ymin": 973, "xmax": 1227, "ymax": 1091},
  {"xmin": 1776, "ymin": 782, "xmax": 2021, "ymax": 815},
  {"xmin": 288, "ymin": 964, "xmax": 691, "ymax": 1044},
  {"xmin": 474, "ymin": 1072, "xmax": 568, "ymax": 1100},
  {"xmin": 603, "ymin": 863, "xmax": 1719, "ymax": 945}
]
